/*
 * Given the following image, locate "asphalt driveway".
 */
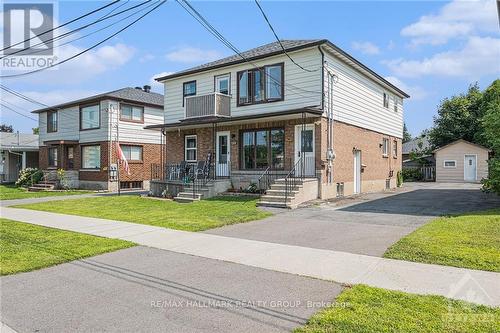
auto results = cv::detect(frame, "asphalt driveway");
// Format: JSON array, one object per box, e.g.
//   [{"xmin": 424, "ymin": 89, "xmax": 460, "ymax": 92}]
[
  {"xmin": 1, "ymin": 246, "xmax": 342, "ymax": 333},
  {"xmin": 205, "ymin": 183, "xmax": 500, "ymax": 256}
]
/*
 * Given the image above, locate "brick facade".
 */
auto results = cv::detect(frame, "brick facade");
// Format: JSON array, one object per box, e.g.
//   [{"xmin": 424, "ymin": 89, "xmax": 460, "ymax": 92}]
[
  {"xmin": 39, "ymin": 141, "xmax": 162, "ymax": 190},
  {"xmin": 164, "ymin": 116, "xmax": 402, "ymax": 198}
]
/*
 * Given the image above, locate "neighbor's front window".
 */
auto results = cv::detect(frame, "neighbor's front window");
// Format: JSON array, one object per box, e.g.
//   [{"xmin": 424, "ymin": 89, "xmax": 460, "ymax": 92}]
[
  {"xmin": 82, "ymin": 145, "xmax": 101, "ymax": 169},
  {"xmin": 237, "ymin": 63, "xmax": 283, "ymax": 106},
  {"xmin": 241, "ymin": 129, "xmax": 284, "ymax": 170},
  {"xmin": 48, "ymin": 147, "xmax": 57, "ymax": 167},
  {"xmin": 185, "ymin": 135, "xmax": 197, "ymax": 162},
  {"xmin": 183, "ymin": 81, "xmax": 196, "ymax": 106},
  {"xmin": 47, "ymin": 111, "xmax": 57, "ymax": 133},
  {"xmin": 121, "ymin": 145, "xmax": 142, "ymax": 161},
  {"xmin": 80, "ymin": 104, "xmax": 100, "ymax": 130},
  {"xmin": 382, "ymin": 138, "xmax": 389, "ymax": 156},
  {"xmin": 121, "ymin": 104, "xmax": 144, "ymax": 122}
]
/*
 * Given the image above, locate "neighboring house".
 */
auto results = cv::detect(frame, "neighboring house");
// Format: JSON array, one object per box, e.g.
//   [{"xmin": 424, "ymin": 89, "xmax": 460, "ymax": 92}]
[
  {"xmin": 434, "ymin": 139, "xmax": 490, "ymax": 183},
  {"xmin": 0, "ymin": 132, "xmax": 39, "ymax": 183},
  {"xmin": 402, "ymin": 136, "xmax": 434, "ymax": 168},
  {"xmin": 148, "ymin": 39, "xmax": 409, "ymax": 207},
  {"xmin": 33, "ymin": 86, "xmax": 164, "ymax": 191}
]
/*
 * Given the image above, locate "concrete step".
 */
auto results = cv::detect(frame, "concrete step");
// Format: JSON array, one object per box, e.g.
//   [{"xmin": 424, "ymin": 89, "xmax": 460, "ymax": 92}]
[
  {"xmin": 176, "ymin": 192, "xmax": 203, "ymax": 200},
  {"xmin": 265, "ymin": 189, "xmax": 299, "ymax": 196},
  {"xmin": 27, "ymin": 186, "xmax": 52, "ymax": 192},
  {"xmin": 32, "ymin": 183, "xmax": 54, "ymax": 188},
  {"xmin": 173, "ymin": 197, "xmax": 200, "ymax": 203},
  {"xmin": 256, "ymin": 201, "xmax": 289, "ymax": 209},
  {"xmin": 259, "ymin": 195, "xmax": 293, "ymax": 203},
  {"xmin": 267, "ymin": 184, "xmax": 301, "ymax": 191}
]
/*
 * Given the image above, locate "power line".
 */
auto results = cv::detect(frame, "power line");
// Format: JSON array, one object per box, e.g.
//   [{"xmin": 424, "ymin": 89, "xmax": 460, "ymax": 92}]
[
  {"xmin": 254, "ymin": 0, "xmax": 318, "ymax": 73},
  {"xmin": 0, "ymin": 0, "xmax": 121, "ymax": 52},
  {"xmin": 1, "ymin": 1, "xmax": 151, "ymax": 60},
  {"xmin": 0, "ymin": 103, "xmax": 38, "ymax": 121},
  {"xmin": 4, "ymin": 1, "xmax": 159, "ymax": 59},
  {"xmin": 0, "ymin": 84, "xmax": 50, "ymax": 107},
  {"xmin": 176, "ymin": 0, "xmax": 321, "ymax": 96},
  {"xmin": 1, "ymin": 1, "xmax": 166, "ymax": 79}
]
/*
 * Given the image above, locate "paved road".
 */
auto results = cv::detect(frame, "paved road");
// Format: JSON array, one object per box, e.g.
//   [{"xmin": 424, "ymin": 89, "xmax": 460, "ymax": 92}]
[
  {"xmin": 1, "ymin": 247, "xmax": 342, "ymax": 333},
  {"xmin": 205, "ymin": 183, "xmax": 500, "ymax": 256}
]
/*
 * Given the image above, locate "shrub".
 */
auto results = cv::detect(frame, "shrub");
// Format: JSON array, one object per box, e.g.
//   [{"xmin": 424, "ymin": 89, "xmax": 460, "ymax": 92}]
[
  {"xmin": 396, "ymin": 170, "xmax": 403, "ymax": 187},
  {"xmin": 15, "ymin": 168, "xmax": 42, "ymax": 187},
  {"xmin": 401, "ymin": 168, "xmax": 423, "ymax": 182}
]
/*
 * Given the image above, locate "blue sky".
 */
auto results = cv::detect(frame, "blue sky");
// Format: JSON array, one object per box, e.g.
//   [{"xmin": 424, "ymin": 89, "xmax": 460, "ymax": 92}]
[{"xmin": 1, "ymin": 0, "xmax": 499, "ymax": 136}]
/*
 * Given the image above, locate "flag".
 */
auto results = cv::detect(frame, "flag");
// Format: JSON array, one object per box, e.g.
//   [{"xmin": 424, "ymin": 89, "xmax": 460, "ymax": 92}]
[{"xmin": 116, "ymin": 142, "xmax": 130, "ymax": 175}]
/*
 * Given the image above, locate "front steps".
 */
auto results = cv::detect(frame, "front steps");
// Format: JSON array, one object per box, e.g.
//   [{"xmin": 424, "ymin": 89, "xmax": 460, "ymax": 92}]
[
  {"xmin": 173, "ymin": 179, "xmax": 231, "ymax": 203},
  {"xmin": 28, "ymin": 181, "xmax": 56, "ymax": 192},
  {"xmin": 174, "ymin": 191, "xmax": 203, "ymax": 203},
  {"xmin": 258, "ymin": 178, "xmax": 318, "ymax": 209}
]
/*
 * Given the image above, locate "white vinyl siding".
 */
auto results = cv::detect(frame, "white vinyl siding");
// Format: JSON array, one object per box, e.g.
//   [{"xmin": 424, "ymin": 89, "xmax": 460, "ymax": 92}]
[
  {"xmin": 162, "ymin": 48, "xmax": 322, "ymax": 124},
  {"xmin": 323, "ymin": 52, "xmax": 404, "ymax": 138}
]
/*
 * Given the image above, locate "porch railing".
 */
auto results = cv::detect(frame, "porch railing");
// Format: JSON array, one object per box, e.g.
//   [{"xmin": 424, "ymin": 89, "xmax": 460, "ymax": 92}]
[
  {"xmin": 185, "ymin": 92, "xmax": 231, "ymax": 119},
  {"xmin": 284, "ymin": 155, "xmax": 315, "ymax": 202}
]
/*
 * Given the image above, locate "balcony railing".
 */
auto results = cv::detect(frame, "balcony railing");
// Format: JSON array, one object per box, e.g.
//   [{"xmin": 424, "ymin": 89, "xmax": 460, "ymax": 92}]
[{"xmin": 185, "ymin": 92, "xmax": 231, "ymax": 119}]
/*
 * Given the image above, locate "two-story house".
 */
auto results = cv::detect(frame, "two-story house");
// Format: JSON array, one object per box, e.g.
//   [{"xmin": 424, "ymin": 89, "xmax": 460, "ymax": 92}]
[
  {"xmin": 33, "ymin": 86, "xmax": 164, "ymax": 191},
  {"xmin": 148, "ymin": 39, "xmax": 409, "ymax": 207}
]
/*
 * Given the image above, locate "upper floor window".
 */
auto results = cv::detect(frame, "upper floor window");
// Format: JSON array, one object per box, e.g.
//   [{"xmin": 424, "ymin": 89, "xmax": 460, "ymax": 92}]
[
  {"xmin": 215, "ymin": 74, "xmax": 230, "ymax": 95},
  {"xmin": 121, "ymin": 145, "xmax": 143, "ymax": 161},
  {"xmin": 80, "ymin": 104, "xmax": 100, "ymax": 130},
  {"xmin": 393, "ymin": 97, "xmax": 398, "ymax": 112},
  {"xmin": 121, "ymin": 104, "xmax": 144, "ymax": 123},
  {"xmin": 383, "ymin": 93, "xmax": 389, "ymax": 108},
  {"xmin": 183, "ymin": 80, "xmax": 196, "ymax": 106},
  {"xmin": 47, "ymin": 111, "xmax": 57, "ymax": 133},
  {"xmin": 382, "ymin": 138, "xmax": 389, "ymax": 156},
  {"xmin": 237, "ymin": 63, "xmax": 284, "ymax": 106}
]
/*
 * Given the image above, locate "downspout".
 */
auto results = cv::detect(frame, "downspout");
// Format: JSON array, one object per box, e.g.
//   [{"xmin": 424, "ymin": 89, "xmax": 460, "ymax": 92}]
[
  {"xmin": 323, "ymin": 51, "xmax": 338, "ymax": 186},
  {"xmin": 318, "ymin": 46, "xmax": 325, "ymax": 111}
]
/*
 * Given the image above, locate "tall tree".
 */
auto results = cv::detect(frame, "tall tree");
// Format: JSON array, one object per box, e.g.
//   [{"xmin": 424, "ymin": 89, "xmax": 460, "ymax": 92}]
[
  {"xmin": 480, "ymin": 80, "xmax": 500, "ymax": 194},
  {"xmin": 402, "ymin": 123, "xmax": 412, "ymax": 143},
  {"xmin": 0, "ymin": 124, "xmax": 13, "ymax": 132},
  {"xmin": 428, "ymin": 83, "xmax": 485, "ymax": 149}
]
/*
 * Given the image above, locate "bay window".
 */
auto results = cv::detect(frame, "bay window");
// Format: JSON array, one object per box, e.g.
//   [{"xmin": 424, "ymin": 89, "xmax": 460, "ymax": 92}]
[
  {"xmin": 80, "ymin": 104, "xmax": 100, "ymax": 130},
  {"xmin": 81, "ymin": 145, "xmax": 101, "ymax": 169},
  {"xmin": 237, "ymin": 63, "xmax": 284, "ymax": 106},
  {"xmin": 241, "ymin": 129, "xmax": 284, "ymax": 169}
]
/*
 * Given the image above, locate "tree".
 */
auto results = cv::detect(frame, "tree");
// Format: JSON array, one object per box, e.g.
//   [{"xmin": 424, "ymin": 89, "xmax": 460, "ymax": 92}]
[
  {"xmin": 402, "ymin": 123, "xmax": 412, "ymax": 143},
  {"xmin": 428, "ymin": 83, "xmax": 486, "ymax": 149},
  {"xmin": 32, "ymin": 127, "xmax": 39, "ymax": 135},
  {"xmin": 0, "ymin": 124, "xmax": 13, "ymax": 132},
  {"xmin": 480, "ymin": 80, "xmax": 500, "ymax": 194}
]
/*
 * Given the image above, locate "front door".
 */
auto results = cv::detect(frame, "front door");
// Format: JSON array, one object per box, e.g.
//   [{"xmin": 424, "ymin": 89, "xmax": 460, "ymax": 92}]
[
  {"xmin": 464, "ymin": 155, "xmax": 476, "ymax": 182},
  {"xmin": 353, "ymin": 150, "xmax": 361, "ymax": 194},
  {"xmin": 216, "ymin": 131, "xmax": 230, "ymax": 177},
  {"xmin": 295, "ymin": 124, "xmax": 315, "ymax": 177}
]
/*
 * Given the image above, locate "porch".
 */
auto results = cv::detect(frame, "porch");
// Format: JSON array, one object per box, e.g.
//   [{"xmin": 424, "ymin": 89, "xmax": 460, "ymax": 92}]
[{"xmin": 148, "ymin": 108, "xmax": 324, "ymax": 205}]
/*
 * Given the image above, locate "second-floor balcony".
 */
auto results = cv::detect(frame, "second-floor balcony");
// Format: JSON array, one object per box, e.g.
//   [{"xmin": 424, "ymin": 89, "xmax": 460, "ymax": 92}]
[{"xmin": 185, "ymin": 92, "xmax": 231, "ymax": 119}]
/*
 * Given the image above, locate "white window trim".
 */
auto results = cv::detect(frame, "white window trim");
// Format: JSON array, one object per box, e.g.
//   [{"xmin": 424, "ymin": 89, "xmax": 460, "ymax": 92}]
[
  {"xmin": 382, "ymin": 138, "xmax": 389, "ymax": 157},
  {"xmin": 215, "ymin": 73, "xmax": 231, "ymax": 96},
  {"xmin": 443, "ymin": 160, "xmax": 457, "ymax": 168},
  {"xmin": 185, "ymin": 135, "xmax": 197, "ymax": 162}
]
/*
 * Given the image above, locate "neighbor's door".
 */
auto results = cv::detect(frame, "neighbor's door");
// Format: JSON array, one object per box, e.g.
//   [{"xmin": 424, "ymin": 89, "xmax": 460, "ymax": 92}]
[
  {"xmin": 353, "ymin": 150, "xmax": 361, "ymax": 194},
  {"xmin": 216, "ymin": 131, "xmax": 230, "ymax": 177},
  {"xmin": 464, "ymin": 155, "xmax": 476, "ymax": 182},
  {"xmin": 295, "ymin": 124, "xmax": 315, "ymax": 177}
]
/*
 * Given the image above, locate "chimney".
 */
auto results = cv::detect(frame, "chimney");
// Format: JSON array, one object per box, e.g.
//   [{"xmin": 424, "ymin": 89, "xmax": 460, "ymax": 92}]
[
  {"xmin": 143, "ymin": 85, "xmax": 151, "ymax": 93},
  {"xmin": 135, "ymin": 86, "xmax": 142, "ymax": 90}
]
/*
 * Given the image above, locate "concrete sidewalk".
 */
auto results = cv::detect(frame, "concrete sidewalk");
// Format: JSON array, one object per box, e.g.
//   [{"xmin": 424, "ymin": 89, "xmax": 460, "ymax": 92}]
[{"xmin": 1, "ymin": 207, "xmax": 499, "ymax": 307}]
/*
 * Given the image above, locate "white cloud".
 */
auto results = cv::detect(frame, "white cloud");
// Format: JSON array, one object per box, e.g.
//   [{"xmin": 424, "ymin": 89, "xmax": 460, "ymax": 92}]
[
  {"xmin": 384, "ymin": 36, "xmax": 500, "ymax": 78},
  {"xmin": 139, "ymin": 53, "xmax": 155, "ymax": 63},
  {"xmin": 401, "ymin": 0, "xmax": 498, "ymax": 45},
  {"xmin": 2, "ymin": 43, "xmax": 135, "ymax": 85},
  {"xmin": 351, "ymin": 41, "xmax": 380, "ymax": 55},
  {"xmin": 384, "ymin": 76, "xmax": 427, "ymax": 100},
  {"xmin": 165, "ymin": 47, "xmax": 224, "ymax": 63},
  {"xmin": 149, "ymin": 71, "xmax": 174, "ymax": 92}
]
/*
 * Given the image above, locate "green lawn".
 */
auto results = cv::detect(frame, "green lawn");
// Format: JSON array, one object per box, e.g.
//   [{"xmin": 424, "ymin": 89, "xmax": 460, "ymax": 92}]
[
  {"xmin": 0, "ymin": 184, "xmax": 91, "ymax": 200},
  {"xmin": 15, "ymin": 195, "xmax": 272, "ymax": 232},
  {"xmin": 0, "ymin": 218, "xmax": 134, "ymax": 275},
  {"xmin": 295, "ymin": 285, "xmax": 499, "ymax": 333},
  {"xmin": 384, "ymin": 209, "xmax": 500, "ymax": 272}
]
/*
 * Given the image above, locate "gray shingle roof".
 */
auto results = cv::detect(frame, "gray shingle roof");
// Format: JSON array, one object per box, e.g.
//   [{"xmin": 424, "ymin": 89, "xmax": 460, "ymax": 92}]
[
  {"xmin": 0, "ymin": 132, "xmax": 38, "ymax": 149},
  {"xmin": 402, "ymin": 136, "xmax": 431, "ymax": 154},
  {"xmin": 32, "ymin": 87, "xmax": 163, "ymax": 113},
  {"xmin": 156, "ymin": 39, "xmax": 325, "ymax": 81}
]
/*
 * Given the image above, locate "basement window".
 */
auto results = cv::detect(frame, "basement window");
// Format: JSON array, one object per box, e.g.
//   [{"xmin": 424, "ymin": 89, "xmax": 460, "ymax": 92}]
[{"xmin": 120, "ymin": 181, "xmax": 143, "ymax": 189}]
